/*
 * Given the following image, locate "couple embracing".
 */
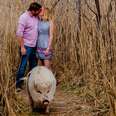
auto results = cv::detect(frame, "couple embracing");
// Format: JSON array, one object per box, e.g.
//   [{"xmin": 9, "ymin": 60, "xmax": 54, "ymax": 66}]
[{"xmin": 16, "ymin": 2, "xmax": 54, "ymax": 90}]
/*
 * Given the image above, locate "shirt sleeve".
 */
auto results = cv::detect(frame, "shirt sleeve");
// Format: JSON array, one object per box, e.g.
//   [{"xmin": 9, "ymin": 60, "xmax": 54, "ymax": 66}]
[{"xmin": 16, "ymin": 14, "xmax": 27, "ymax": 38}]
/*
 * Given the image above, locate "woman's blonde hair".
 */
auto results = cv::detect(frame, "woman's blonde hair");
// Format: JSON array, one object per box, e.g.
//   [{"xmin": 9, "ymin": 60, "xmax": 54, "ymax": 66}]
[{"xmin": 42, "ymin": 8, "xmax": 53, "ymax": 21}]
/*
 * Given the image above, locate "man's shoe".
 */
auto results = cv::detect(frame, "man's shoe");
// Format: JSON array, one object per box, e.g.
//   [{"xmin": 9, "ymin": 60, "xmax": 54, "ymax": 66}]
[
  {"xmin": 16, "ymin": 87, "xmax": 22, "ymax": 92},
  {"xmin": 16, "ymin": 80, "xmax": 24, "ymax": 90}
]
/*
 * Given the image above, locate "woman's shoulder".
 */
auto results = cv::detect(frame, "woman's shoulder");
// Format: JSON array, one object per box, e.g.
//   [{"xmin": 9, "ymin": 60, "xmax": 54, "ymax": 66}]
[
  {"xmin": 38, "ymin": 19, "xmax": 53, "ymax": 27},
  {"xmin": 38, "ymin": 19, "xmax": 49, "ymax": 23}
]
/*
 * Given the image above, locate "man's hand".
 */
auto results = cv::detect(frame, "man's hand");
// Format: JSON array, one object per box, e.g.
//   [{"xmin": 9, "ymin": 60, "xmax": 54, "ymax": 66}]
[
  {"xmin": 17, "ymin": 37, "xmax": 26, "ymax": 55},
  {"xmin": 21, "ymin": 46, "xmax": 26, "ymax": 55}
]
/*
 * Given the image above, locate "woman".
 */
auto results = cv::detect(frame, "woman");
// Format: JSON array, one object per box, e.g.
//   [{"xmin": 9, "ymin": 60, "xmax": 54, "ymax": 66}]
[{"xmin": 37, "ymin": 7, "xmax": 54, "ymax": 69}]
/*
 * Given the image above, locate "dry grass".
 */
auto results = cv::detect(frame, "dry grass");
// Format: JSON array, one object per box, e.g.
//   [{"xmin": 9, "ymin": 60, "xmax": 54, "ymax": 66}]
[{"xmin": 0, "ymin": 0, "xmax": 116, "ymax": 116}]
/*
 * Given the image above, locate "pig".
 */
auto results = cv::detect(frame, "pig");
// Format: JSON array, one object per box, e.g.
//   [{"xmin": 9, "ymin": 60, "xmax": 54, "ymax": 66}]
[{"xmin": 27, "ymin": 66, "xmax": 56, "ymax": 113}]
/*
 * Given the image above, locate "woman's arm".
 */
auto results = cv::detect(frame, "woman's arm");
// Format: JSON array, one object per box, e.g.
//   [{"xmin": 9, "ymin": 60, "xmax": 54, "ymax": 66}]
[{"xmin": 47, "ymin": 20, "xmax": 54, "ymax": 50}]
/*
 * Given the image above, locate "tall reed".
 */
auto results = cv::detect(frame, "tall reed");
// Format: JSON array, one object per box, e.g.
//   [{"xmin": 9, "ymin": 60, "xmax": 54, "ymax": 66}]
[{"xmin": 0, "ymin": 0, "xmax": 115, "ymax": 115}]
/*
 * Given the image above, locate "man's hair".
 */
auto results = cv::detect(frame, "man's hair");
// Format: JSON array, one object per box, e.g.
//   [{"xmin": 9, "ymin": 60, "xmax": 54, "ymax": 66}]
[{"xmin": 28, "ymin": 2, "xmax": 42, "ymax": 11}]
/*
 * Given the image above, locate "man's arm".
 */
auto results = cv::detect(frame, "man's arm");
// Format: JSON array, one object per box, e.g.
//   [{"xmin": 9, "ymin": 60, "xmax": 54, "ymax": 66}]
[
  {"xmin": 16, "ymin": 15, "xmax": 26, "ymax": 55},
  {"xmin": 17, "ymin": 37, "xmax": 24, "ymax": 47},
  {"xmin": 17, "ymin": 37, "xmax": 26, "ymax": 55}
]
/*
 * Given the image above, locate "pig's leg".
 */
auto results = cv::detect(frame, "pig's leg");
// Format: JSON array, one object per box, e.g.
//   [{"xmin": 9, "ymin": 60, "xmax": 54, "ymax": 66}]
[
  {"xmin": 48, "ymin": 77, "xmax": 56, "ymax": 101},
  {"xmin": 26, "ymin": 78, "xmax": 35, "ymax": 111},
  {"xmin": 27, "ymin": 88, "xmax": 35, "ymax": 111},
  {"xmin": 43, "ymin": 102, "xmax": 49, "ymax": 114},
  {"xmin": 45, "ymin": 104, "xmax": 50, "ymax": 113}
]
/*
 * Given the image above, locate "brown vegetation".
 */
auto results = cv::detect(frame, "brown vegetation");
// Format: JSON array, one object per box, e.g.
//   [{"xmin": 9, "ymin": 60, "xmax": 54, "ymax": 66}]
[{"xmin": 0, "ymin": 0, "xmax": 116, "ymax": 115}]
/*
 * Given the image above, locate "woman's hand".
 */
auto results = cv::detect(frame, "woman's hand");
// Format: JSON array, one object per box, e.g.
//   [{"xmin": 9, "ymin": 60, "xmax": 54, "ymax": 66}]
[
  {"xmin": 21, "ymin": 46, "xmax": 26, "ymax": 55},
  {"xmin": 44, "ymin": 48, "xmax": 49, "ymax": 55}
]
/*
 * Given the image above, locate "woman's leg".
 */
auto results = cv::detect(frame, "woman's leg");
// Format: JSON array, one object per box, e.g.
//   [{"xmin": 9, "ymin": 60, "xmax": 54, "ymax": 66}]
[
  {"xmin": 38, "ymin": 59, "xmax": 44, "ymax": 66},
  {"xmin": 44, "ymin": 60, "xmax": 51, "ymax": 69}
]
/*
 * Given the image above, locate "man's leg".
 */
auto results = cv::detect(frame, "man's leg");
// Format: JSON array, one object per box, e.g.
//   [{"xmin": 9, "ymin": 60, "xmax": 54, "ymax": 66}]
[
  {"xmin": 29, "ymin": 47, "xmax": 38, "ymax": 71},
  {"xmin": 16, "ymin": 46, "xmax": 32, "ymax": 89},
  {"xmin": 16, "ymin": 55, "xmax": 28, "ymax": 88}
]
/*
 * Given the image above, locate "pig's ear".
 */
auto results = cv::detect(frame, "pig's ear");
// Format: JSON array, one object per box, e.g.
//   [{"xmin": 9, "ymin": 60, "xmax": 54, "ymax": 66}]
[
  {"xmin": 48, "ymin": 85, "xmax": 51, "ymax": 92},
  {"xmin": 34, "ymin": 81, "xmax": 38, "ymax": 92},
  {"xmin": 34, "ymin": 81, "xmax": 42, "ymax": 94}
]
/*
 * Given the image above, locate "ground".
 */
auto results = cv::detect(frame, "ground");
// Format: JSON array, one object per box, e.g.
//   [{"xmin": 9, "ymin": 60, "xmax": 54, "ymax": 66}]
[{"xmin": 16, "ymin": 85, "xmax": 95, "ymax": 116}]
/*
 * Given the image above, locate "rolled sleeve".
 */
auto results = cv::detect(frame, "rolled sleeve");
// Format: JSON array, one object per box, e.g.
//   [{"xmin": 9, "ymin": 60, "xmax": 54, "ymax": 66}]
[{"xmin": 16, "ymin": 15, "xmax": 26, "ymax": 38}]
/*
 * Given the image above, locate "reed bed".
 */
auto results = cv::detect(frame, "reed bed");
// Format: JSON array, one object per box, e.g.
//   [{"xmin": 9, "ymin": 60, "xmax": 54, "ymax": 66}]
[{"xmin": 0, "ymin": 0, "xmax": 116, "ymax": 115}]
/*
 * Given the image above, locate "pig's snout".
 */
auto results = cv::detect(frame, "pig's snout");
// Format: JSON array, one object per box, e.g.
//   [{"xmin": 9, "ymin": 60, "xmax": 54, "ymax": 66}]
[{"xmin": 43, "ymin": 100, "xmax": 49, "ymax": 105}]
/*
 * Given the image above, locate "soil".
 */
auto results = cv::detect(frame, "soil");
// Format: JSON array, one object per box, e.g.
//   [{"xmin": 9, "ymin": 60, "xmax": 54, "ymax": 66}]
[{"xmin": 16, "ymin": 85, "xmax": 94, "ymax": 116}]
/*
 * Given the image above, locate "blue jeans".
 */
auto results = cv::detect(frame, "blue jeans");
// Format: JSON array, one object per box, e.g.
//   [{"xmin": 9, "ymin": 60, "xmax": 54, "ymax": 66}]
[{"xmin": 16, "ymin": 46, "xmax": 37, "ymax": 88}]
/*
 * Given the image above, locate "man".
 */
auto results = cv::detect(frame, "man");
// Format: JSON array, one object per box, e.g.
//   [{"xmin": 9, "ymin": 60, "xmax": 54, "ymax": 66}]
[{"xmin": 16, "ymin": 2, "xmax": 42, "ymax": 90}]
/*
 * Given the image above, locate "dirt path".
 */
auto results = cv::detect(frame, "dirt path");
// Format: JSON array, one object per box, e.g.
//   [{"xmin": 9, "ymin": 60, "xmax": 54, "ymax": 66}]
[{"xmin": 17, "ymin": 86, "xmax": 93, "ymax": 116}]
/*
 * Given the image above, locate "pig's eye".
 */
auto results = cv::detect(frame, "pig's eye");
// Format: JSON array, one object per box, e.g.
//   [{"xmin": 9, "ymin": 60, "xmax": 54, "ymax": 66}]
[{"xmin": 37, "ymin": 90, "xmax": 42, "ymax": 94}]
